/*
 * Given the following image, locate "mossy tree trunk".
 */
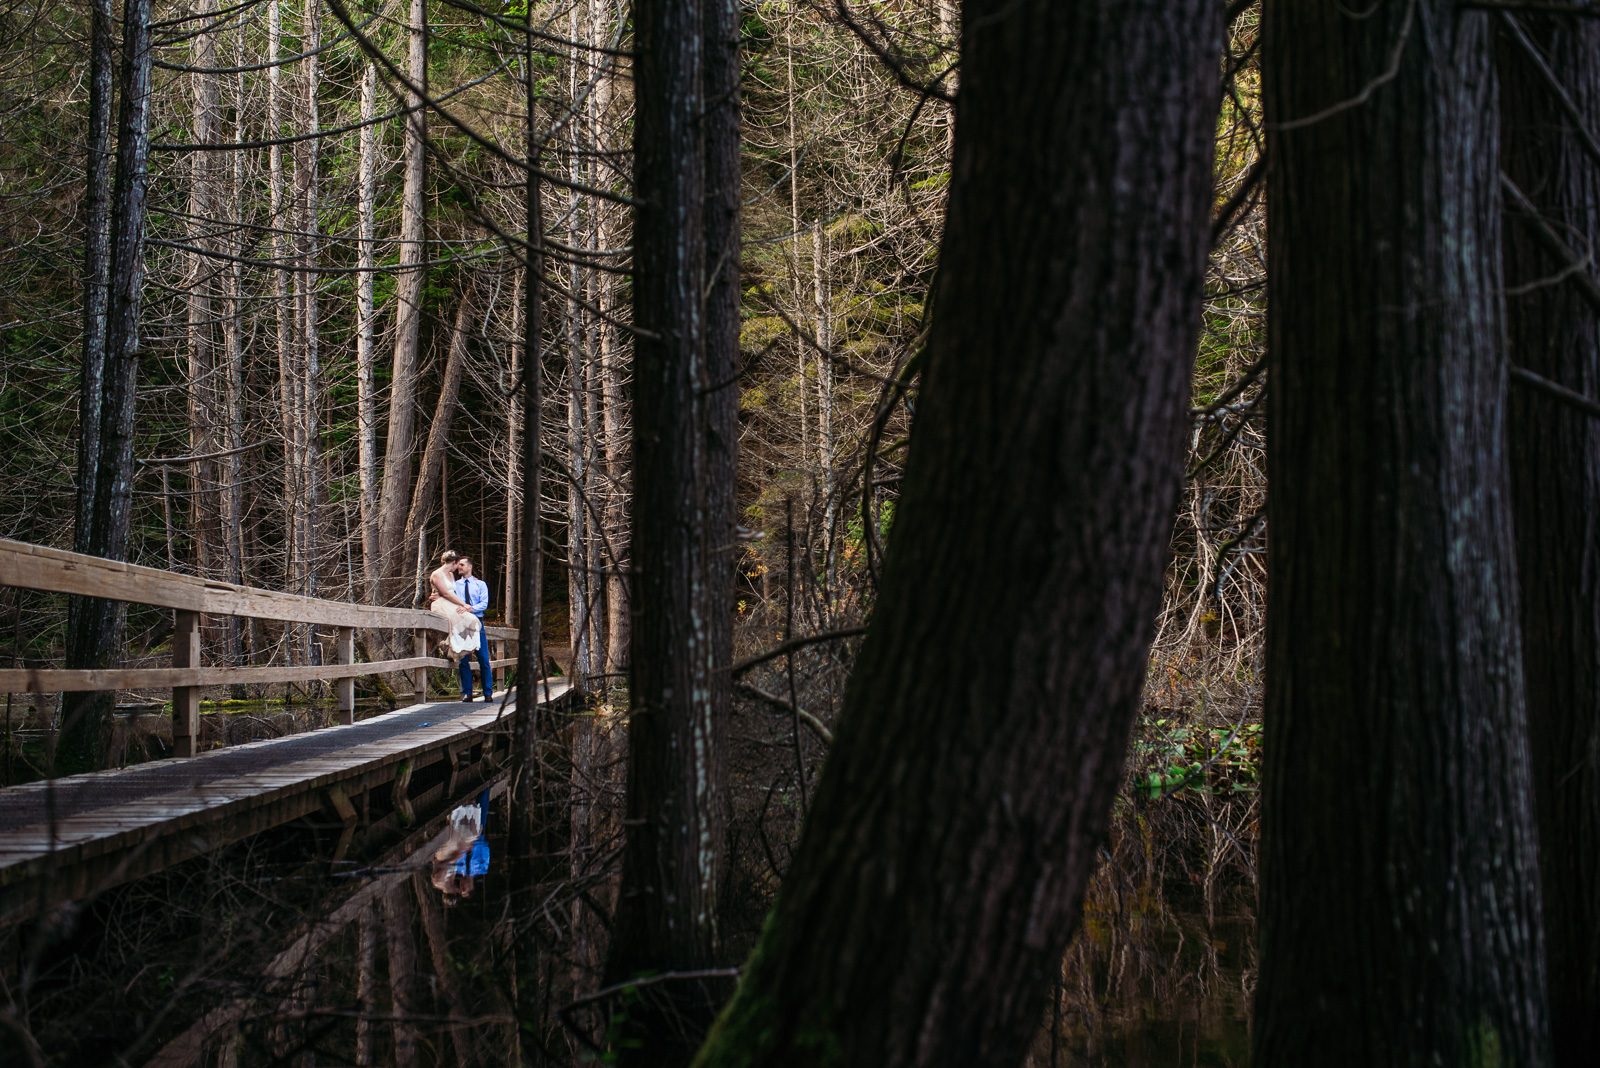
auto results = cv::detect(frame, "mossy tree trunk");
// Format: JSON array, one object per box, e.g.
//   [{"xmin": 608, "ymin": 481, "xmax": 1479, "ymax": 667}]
[
  {"xmin": 1255, "ymin": 1, "xmax": 1550, "ymax": 1064},
  {"xmin": 691, "ymin": 0, "xmax": 1221, "ymax": 1064}
]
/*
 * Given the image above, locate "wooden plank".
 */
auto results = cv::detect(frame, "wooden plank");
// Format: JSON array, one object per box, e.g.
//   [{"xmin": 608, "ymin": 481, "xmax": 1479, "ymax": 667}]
[
  {"xmin": 0, "ymin": 656, "xmax": 453, "ymax": 693},
  {"xmin": 0, "ymin": 539, "xmax": 445, "ymax": 630},
  {"xmin": 413, "ymin": 630, "xmax": 428, "ymax": 707},
  {"xmin": 172, "ymin": 610, "xmax": 201, "ymax": 758},
  {"xmin": 202, "ymin": 582, "xmax": 443, "ymax": 631},
  {"xmin": 335, "ymin": 626, "xmax": 356, "ymax": 724},
  {"xmin": 0, "ymin": 681, "xmax": 570, "ymax": 874},
  {"xmin": 482, "ymin": 625, "xmax": 517, "ymax": 640},
  {"xmin": 0, "ymin": 539, "xmax": 206, "ymax": 611}
]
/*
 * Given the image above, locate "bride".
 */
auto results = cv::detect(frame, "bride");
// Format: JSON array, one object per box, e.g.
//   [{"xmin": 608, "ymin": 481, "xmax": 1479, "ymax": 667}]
[{"xmin": 428, "ymin": 550, "xmax": 481, "ymax": 661}]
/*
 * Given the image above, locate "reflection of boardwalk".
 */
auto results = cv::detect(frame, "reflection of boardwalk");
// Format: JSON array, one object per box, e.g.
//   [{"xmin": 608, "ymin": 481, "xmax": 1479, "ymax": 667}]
[
  {"xmin": 142, "ymin": 772, "xmax": 513, "ymax": 1068},
  {"xmin": 0, "ymin": 681, "xmax": 569, "ymax": 926}
]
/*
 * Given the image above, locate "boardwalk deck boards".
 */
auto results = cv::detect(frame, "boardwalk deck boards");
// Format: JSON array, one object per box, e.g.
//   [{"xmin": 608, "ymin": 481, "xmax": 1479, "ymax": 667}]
[{"xmin": 0, "ymin": 680, "xmax": 570, "ymax": 925}]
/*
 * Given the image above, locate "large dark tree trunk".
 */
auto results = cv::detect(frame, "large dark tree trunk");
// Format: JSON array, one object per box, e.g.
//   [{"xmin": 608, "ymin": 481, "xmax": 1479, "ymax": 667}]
[
  {"xmin": 1255, "ymin": 2, "xmax": 1550, "ymax": 1064},
  {"xmin": 58, "ymin": 0, "xmax": 155, "ymax": 774},
  {"xmin": 1499, "ymin": 11, "xmax": 1600, "ymax": 1062},
  {"xmin": 604, "ymin": 0, "xmax": 740, "ymax": 1062},
  {"xmin": 692, "ymin": 1, "xmax": 1220, "ymax": 1065}
]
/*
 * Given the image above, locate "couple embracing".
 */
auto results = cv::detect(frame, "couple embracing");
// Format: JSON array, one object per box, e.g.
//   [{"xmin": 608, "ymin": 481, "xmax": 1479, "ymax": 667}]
[{"xmin": 427, "ymin": 550, "xmax": 494, "ymax": 702}]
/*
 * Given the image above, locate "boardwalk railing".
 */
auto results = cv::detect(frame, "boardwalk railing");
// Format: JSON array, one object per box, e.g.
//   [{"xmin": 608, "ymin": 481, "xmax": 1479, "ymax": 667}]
[{"xmin": 0, "ymin": 539, "xmax": 520, "ymax": 756}]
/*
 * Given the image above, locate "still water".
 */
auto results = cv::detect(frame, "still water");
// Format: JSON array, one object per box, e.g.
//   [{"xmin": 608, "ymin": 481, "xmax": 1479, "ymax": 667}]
[{"xmin": 6, "ymin": 706, "xmax": 1258, "ymax": 1067}]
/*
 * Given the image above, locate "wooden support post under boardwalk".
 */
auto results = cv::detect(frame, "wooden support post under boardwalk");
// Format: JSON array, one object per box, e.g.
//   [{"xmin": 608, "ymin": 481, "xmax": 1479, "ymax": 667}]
[
  {"xmin": 335, "ymin": 626, "xmax": 355, "ymax": 724},
  {"xmin": 412, "ymin": 629, "xmax": 427, "ymax": 706},
  {"xmin": 172, "ymin": 609, "xmax": 201, "ymax": 757}
]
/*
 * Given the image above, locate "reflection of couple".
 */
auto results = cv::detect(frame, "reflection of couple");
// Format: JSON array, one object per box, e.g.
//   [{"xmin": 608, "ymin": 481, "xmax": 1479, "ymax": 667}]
[
  {"xmin": 432, "ymin": 790, "xmax": 491, "ymax": 903},
  {"xmin": 427, "ymin": 550, "xmax": 493, "ymax": 701}
]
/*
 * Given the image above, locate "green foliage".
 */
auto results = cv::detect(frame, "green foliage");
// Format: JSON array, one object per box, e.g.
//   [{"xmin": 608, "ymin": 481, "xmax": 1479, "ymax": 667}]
[{"xmin": 1133, "ymin": 721, "xmax": 1261, "ymax": 799}]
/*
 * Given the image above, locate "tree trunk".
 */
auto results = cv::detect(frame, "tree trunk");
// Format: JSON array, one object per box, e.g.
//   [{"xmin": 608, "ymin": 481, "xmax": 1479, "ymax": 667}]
[
  {"xmin": 187, "ymin": 0, "xmax": 220, "ymax": 593},
  {"xmin": 692, "ymin": 2, "xmax": 1220, "ymax": 1065},
  {"xmin": 60, "ymin": 0, "xmax": 116, "ymax": 770},
  {"xmin": 594, "ymin": 0, "xmax": 629, "ymax": 678},
  {"xmin": 268, "ymin": 0, "xmax": 300, "ymax": 622},
  {"xmin": 1499, "ymin": 10, "xmax": 1600, "ymax": 1061},
  {"xmin": 383, "ymin": 879, "xmax": 419, "ymax": 1068},
  {"xmin": 378, "ymin": 0, "xmax": 429, "ymax": 604},
  {"xmin": 811, "ymin": 218, "xmax": 834, "ymax": 602},
  {"xmin": 403, "ymin": 289, "xmax": 478, "ymax": 556},
  {"xmin": 296, "ymin": 0, "xmax": 324, "ymax": 622},
  {"xmin": 509, "ymin": 23, "xmax": 546, "ymax": 1053},
  {"xmin": 606, "ymin": 0, "xmax": 744, "ymax": 1052},
  {"xmin": 58, "ymin": 0, "xmax": 156, "ymax": 774},
  {"xmin": 412, "ymin": 872, "xmax": 473, "ymax": 1068},
  {"xmin": 505, "ymin": 270, "xmax": 523, "ymax": 624},
  {"xmin": 938, "ymin": 0, "xmax": 958, "ymax": 152},
  {"xmin": 356, "ymin": 901, "xmax": 378, "ymax": 1066},
  {"xmin": 358, "ymin": 59, "xmax": 381, "ymax": 604},
  {"xmin": 566, "ymin": 36, "xmax": 596, "ymax": 683},
  {"xmin": 1255, "ymin": 2, "xmax": 1550, "ymax": 1064},
  {"xmin": 222, "ymin": 38, "xmax": 247, "ymax": 676}
]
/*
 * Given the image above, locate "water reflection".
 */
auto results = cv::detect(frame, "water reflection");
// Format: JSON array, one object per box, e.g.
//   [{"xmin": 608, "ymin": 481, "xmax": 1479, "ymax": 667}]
[{"xmin": 431, "ymin": 790, "xmax": 491, "ymax": 901}]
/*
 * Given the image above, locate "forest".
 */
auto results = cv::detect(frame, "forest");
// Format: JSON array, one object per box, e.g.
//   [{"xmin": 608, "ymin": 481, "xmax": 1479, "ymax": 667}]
[{"xmin": 0, "ymin": 0, "xmax": 1595, "ymax": 1065}]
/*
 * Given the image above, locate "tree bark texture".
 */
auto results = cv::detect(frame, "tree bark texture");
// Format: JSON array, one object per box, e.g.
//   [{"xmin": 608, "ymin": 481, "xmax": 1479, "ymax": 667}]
[
  {"xmin": 294, "ymin": 0, "xmax": 324, "ymax": 614},
  {"xmin": 58, "ymin": 0, "xmax": 155, "ymax": 773},
  {"xmin": 187, "ymin": 0, "xmax": 221, "ymax": 594},
  {"xmin": 1499, "ymin": 11, "xmax": 1600, "ymax": 1062},
  {"xmin": 357, "ymin": 59, "xmax": 381, "ymax": 603},
  {"xmin": 403, "ymin": 289, "xmax": 477, "ymax": 559},
  {"xmin": 1256, "ymin": 2, "xmax": 1550, "ymax": 1064},
  {"xmin": 383, "ymin": 878, "xmax": 419, "ymax": 1068},
  {"xmin": 606, "ymin": 0, "xmax": 740, "ymax": 1061},
  {"xmin": 693, "ymin": 1, "xmax": 1220, "ymax": 1065},
  {"xmin": 704, "ymin": 0, "xmax": 741, "ymax": 723},
  {"xmin": 378, "ymin": 0, "xmax": 429, "ymax": 604},
  {"xmin": 61, "ymin": 0, "xmax": 117, "ymax": 769},
  {"xmin": 509, "ymin": 32, "xmax": 546, "ymax": 1055}
]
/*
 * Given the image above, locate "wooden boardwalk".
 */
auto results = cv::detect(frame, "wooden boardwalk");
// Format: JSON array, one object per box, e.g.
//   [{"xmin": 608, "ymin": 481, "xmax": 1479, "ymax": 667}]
[{"xmin": 0, "ymin": 680, "xmax": 570, "ymax": 926}]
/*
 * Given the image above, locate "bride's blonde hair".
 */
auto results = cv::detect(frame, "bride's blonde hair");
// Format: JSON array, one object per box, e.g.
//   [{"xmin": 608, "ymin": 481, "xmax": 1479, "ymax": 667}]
[{"xmin": 440, "ymin": 550, "xmax": 459, "ymax": 565}]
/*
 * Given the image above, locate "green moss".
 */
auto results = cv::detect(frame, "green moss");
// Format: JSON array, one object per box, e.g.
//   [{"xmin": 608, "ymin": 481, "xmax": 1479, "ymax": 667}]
[
  {"xmin": 692, "ymin": 909, "xmax": 845, "ymax": 1068},
  {"xmin": 1465, "ymin": 1018, "xmax": 1503, "ymax": 1068}
]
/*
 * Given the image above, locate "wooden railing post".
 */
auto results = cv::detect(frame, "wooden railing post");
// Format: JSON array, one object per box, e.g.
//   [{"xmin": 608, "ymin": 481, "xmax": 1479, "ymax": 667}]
[
  {"xmin": 413, "ymin": 629, "xmax": 427, "ymax": 706},
  {"xmin": 173, "ymin": 610, "xmax": 201, "ymax": 757},
  {"xmin": 336, "ymin": 626, "xmax": 355, "ymax": 725}
]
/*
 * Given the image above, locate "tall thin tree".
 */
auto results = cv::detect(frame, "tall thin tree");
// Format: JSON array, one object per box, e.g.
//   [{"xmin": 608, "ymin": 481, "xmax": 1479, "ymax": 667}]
[
  {"xmin": 58, "ymin": 0, "xmax": 158, "ymax": 773},
  {"xmin": 60, "ymin": 0, "xmax": 117, "ymax": 771},
  {"xmin": 377, "ymin": 0, "xmax": 430, "ymax": 604}
]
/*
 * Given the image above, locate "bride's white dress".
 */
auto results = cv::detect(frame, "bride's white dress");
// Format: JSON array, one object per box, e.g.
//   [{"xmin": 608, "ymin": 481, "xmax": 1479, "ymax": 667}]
[{"xmin": 430, "ymin": 596, "xmax": 481, "ymax": 658}]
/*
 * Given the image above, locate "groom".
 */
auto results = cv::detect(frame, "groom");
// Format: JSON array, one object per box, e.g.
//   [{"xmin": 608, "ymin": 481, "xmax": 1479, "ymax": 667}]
[{"xmin": 455, "ymin": 556, "xmax": 493, "ymax": 701}]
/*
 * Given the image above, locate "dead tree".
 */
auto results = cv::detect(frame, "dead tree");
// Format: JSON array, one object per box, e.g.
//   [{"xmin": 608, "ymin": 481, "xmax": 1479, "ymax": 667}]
[
  {"xmin": 1255, "ymin": 2, "xmax": 1550, "ymax": 1064},
  {"xmin": 693, "ymin": 0, "xmax": 1221, "ymax": 1064}
]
